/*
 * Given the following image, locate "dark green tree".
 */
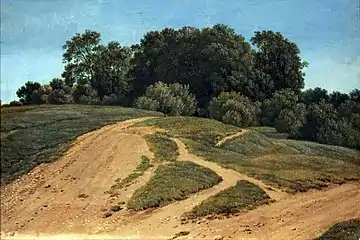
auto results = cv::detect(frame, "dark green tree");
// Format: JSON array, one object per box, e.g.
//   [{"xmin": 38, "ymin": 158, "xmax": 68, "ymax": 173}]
[
  {"xmin": 130, "ymin": 25, "xmax": 254, "ymax": 109},
  {"xmin": 300, "ymin": 87, "xmax": 329, "ymax": 105},
  {"xmin": 250, "ymin": 30, "xmax": 307, "ymax": 100},
  {"xmin": 16, "ymin": 81, "xmax": 42, "ymax": 104},
  {"xmin": 61, "ymin": 30, "xmax": 101, "ymax": 87}
]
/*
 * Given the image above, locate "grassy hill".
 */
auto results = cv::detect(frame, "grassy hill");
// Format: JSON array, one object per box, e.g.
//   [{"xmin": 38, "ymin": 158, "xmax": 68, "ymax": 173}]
[
  {"xmin": 134, "ymin": 117, "xmax": 360, "ymax": 193},
  {"xmin": 0, "ymin": 105, "xmax": 162, "ymax": 184}
]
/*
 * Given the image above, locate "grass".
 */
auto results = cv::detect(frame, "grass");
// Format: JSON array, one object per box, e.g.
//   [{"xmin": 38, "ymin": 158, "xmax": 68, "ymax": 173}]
[
  {"xmin": 0, "ymin": 105, "xmax": 162, "ymax": 185},
  {"xmin": 182, "ymin": 180, "xmax": 272, "ymax": 220},
  {"xmin": 314, "ymin": 219, "xmax": 360, "ymax": 240},
  {"xmin": 127, "ymin": 161, "xmax": 223, "ymax": 210},
  {"xmin": 134, "ymin": 117, "xmax": 360, "ymax": 193},
  {"xmin": 144, "ymin": 132, "xmax": 179, "ymax": 162},
  {"xmin": 110, "ymin": 155, "xmax": 152, "ymax": 190}
]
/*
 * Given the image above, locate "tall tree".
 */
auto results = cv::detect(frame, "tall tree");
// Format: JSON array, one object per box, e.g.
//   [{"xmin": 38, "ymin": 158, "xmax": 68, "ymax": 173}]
[
  {"xmin": 250, "ymin": 30, "xmax": 307, "ymax": 100},
  {"xmin": 130, "ymin": 24, "xmax": 254, "ymax": 109},
  {"xmin": 91, "ymin": 41, "xmax": 133, "ymax": 99},
  {"xmin": 61, "ymin": 30, "xmax": 101, "ymax": 86}
]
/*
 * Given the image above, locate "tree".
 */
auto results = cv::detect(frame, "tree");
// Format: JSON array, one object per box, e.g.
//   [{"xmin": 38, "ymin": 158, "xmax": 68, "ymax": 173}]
[
  {"xmin": 30, "ymin": 85, "xmax": 52, "ymax": 104},
  {"xmin": 135, "ymin": 82, "xmax": 197, "ymax": 116},
  {"xmin": 298, "ymin": 100, "xmax": 338, "ymax": 141},
  {"xmin": 91, "ymin": 41, "xmax": 133, "ymax": 100},
  {"xmin": 274, "ymin": 103, "xmax": 306, "ymax": 136},
  {"xmin": 260, "ymin": 89, "xmax": 300, "ymax": 126},
  {"xmin": 72, "ymin": 84, "xmax": 100, "ymax": 104},
  {"xmin": 329, "ymin": 91, "xmax": 350, "ymax": 108},
  {"xmin": 208, "ymin": 92, "xmax": 258, "ymax": 127},
  {"xmin": 61, "ymin": 30, "xmax": 101, "ymax": 87},
  {"xmin": 300, "ymin": 87, "xmax": 329, "ymax": 105},
  {"xmin": 250, "ymin": 30, "xmax": 307, "ymax": 100},
  {"xmin": 130, "ymin": 25, "xmax": 254, "ymax": 110},
  {"xmin": 16, "ymin": 81, "xmax": 42, "ymax": 104}
]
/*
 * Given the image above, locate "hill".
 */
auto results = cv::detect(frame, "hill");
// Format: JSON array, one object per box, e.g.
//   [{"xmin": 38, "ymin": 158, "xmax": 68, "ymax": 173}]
[{"xmin": 1, "ymin": 106, "xmax": 359, "ymax": 239}]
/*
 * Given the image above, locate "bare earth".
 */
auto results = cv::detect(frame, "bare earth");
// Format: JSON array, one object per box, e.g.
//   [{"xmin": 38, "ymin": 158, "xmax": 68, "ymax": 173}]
[{"xmin": 1, "ymin": 117, "xmax": 359, "ymax": 240}]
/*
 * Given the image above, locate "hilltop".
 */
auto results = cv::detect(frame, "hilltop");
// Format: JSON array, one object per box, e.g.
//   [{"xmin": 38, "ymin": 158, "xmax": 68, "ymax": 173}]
[{"xmin": 1, "ymin": 105, "xmax": 359, "ymax": 239}]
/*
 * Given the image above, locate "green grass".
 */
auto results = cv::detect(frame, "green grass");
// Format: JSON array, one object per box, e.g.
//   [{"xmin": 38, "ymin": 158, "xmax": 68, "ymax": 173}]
[
  {"xmin": 144, "ymin": 132, "xmax": 179, "ymax": 162},
  {"xmin": 110, "ymin": 156, "xmax": 152, "ymax": 190},
  {"xmin": 314, "ymin": 219, "xmax": 360, "ymax": 240},
  {"xmin": 0, "ymin": 105, "xmax": 162, "ymax": 185},
  {"xmin": 182, "ymin": 180, "xmax": 272, "ymax": 220},
  {"xmin": 134, "ymin": 117, "xmax": 360, "ymax": 193},
  {"xmin": 127, "ymin": 161, "xmax": 223, "ymax": 210}
]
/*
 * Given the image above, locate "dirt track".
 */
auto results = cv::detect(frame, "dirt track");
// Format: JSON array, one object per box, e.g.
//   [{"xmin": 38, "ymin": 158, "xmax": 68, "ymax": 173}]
[{"xmin": 1, "ymin": 117, "xmax": 359, "ymax": 240}]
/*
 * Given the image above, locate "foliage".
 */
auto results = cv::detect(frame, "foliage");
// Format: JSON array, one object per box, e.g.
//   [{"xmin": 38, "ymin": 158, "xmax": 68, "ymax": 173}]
[
  {"xmin": 16, "ymin": 81, "xmax": 42, "ymax": 104},
  {"xmin": 135, "ymin": 82, "xmax": 197, "ymax": 116},
  {"xmin": 250, "ymin": 30, "xmax": 307, "ymax": 100},
  {"xmin": 260, "ymin": 89, "xmax": 306, "ymax": 136},
  {"xmin": 143, "ymin": 132, "xmax": 179, "ymax": 162},
  {"xmin": 130, "ymin": 25, "xmax": 254, "ymax": 109},
  {"xmin": 314, "ymin": 219, "xmax": 360, "ymax": 240},
  {"xmin": 0, "ymin": 105, "xmax": 162, "ymax": 184},
  {"xmin": 183, "ymin": 180, "xmax": 271, "ymax": 219},
  {"xmin": 300, "ymin": 87, "xmax": 329, "ymax": 105},
  {"xmin": 127, "ymin": 161, "xmax": 222, "ymax": 210},
  {"xmin": 208, "ymin": 92, "xmax": 258, "ymax": 127}
]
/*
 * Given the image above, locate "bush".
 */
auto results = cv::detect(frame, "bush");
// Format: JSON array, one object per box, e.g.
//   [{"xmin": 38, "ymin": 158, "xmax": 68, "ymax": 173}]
[
  {"xmin": 134, "ymin": 82, "xmax": 197, "ymax": 116},
  {"xmin": 208, "ymin": 92, "xmax": 257, "ymax": 127},
  {"xmin": 9, "ymin": 101, "xmax": 24, "ymax": 107},
  {"xmin": 48, "ymin": 88, "xmax": 74, "ymax": 104}
]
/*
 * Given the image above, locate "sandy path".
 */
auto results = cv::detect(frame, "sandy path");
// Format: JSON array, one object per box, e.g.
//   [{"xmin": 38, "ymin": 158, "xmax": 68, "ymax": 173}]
[
  {"xmin": 0, "ymin": 117, "xmax": 159, "ymax": 236},
  {"xmin": 215, "ymin": 129, "xmax": 249, "ymax": 147}
]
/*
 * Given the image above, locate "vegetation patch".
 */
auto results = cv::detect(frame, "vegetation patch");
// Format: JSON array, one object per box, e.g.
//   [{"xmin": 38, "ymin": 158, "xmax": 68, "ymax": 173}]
[
  {"xmin": 144, "ymin": 132, "xmax": 179, "ymax": 162},
  {"xmin": 110, "ymin": 155, "xmax": 152, "ymax": 190},
  {"xmin": 127, "ymin": 161, "xmax": 223, "ymax": 210},
  {"xmin": 182, "ymin": 180, "xmax": 271, "ymax": 220},
  {"xmin": 314, "ymin": 219, "xmax": 360, "ymax": 240},
  {"xmin": 0, "ymin": 105, "xmax": 162, "ymax": 185},
  {"xmin": 135, "ymin": 117, "xmax": 360, "ymax": 193}
]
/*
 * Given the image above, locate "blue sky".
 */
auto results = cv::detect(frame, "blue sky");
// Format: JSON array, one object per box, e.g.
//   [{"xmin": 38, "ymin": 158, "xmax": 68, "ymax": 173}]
[{"xmin": 1, "ymin": 0, "xmax": 359, "ymax": 103}]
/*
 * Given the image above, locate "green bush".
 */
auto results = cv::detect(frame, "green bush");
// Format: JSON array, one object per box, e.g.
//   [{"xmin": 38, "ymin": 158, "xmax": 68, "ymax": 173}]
[
  {"xmin": 314, "ymin": 219, "xmax": 360, "ymax": 240},
  {"xmin": 208, "ymin": 92, "xmax": 258, "ymax": 127},
  {"xmin": 135, "ymin": 82, "xmax": 197, "ymax": 116}
]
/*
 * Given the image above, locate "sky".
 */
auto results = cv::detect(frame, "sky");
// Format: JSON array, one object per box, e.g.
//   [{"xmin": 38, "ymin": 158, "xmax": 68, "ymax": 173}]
[{"xmin": 1, "ymin": 0, "xmax": 360, "ymax": 103}]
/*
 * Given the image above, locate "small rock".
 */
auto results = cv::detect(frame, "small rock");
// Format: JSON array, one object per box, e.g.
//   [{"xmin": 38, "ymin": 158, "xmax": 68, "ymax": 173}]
[
  {"xmin": 109, "ymin": 205, "xmax": 122, "ymax": 212},
  {"xmin": 20, "ymin": 224, "xmax": 25, "ymax": 227},
  {"xmin": 77, "ymin": 193, "xmax": 89, "ymax": 198},
  {"xmin": 292, "ymin": 228, "xmax": 297, "ymax": 231},
  {"xmin": 44, "ymin": 185, "xmax": 51, "ymax": 188},
  {"xmin": 60, "ymin": 189, "xmax": 64, "ymax": 192},
  {"xmin": 213, "ymin": 235, "xmax": 224, "ymax": 240},
  {"xmin": 100, "ymin": 208, "xmax": 108, "ymax": 212},
  {"xmin": 43, "ymin": 204, "xmax": 48, "ymax": 207},
  {"xmin": 103, "ymin": 212, "xmax": 112, "ymax": 218}
]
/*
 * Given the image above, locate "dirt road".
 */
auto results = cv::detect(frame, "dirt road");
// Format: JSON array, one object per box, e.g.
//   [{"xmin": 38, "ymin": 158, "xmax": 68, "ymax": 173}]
[{"xmin": 1, "ymin": 117, "xmax": 359, "ymax": 240}]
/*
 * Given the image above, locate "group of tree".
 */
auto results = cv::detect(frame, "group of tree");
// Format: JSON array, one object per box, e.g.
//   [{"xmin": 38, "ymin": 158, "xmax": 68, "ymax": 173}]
[{"xmin": 5, "ymin": 26, "xmax": 359, "ymax": 150}]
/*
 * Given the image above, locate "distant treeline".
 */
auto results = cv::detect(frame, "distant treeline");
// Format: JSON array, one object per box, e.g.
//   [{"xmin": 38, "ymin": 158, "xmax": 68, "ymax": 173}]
[{"xmin": 2, "ymin": 25, "xmax": 360, "ymax": 149}]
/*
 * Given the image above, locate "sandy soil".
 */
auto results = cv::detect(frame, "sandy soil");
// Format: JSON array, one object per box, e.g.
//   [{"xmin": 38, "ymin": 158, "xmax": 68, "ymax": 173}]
[{"xmin": 1, "ymin": 117, "xmax": 359, "ymax": 240}]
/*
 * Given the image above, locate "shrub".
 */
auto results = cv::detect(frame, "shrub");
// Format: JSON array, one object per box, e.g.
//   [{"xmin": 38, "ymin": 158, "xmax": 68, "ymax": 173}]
[
  {"xmin": 9, "ymin": 101, "xmax": 23, "ymax": 107},
  {"xmin": 134, "ymin": 82, "xmax": 197, "ymax": 116},
  {"xmin": 208, "ymin": 92, "xmax": 257, "ymax": 127}
]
